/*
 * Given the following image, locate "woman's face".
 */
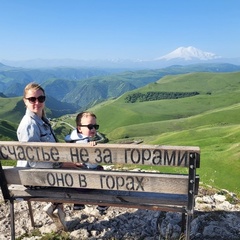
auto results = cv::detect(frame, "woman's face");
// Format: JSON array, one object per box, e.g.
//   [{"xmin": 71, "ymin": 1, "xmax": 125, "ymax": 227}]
[{"xmin": 24, "ymin": 89, "xmax": 45, "ymax": 117}]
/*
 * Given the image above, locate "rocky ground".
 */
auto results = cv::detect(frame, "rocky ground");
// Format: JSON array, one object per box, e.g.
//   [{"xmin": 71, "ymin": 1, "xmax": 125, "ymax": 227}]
[{"xmin": 0, "ymin": 187, "xmax": 240, "ymax": 240}]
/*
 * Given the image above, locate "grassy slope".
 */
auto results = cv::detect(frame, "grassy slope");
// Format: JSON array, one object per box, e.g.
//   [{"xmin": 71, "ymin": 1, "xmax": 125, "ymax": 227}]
[
  {"xmin": 0, "ymin": 97, "xmax": 23, "ymax": 122},
  {"xmin": 1, "ymin": 71, "xmax": 240, "ymax": 195},
  {"xmin": 89, "ymin": 72, "xmax": 240, "ymax": 195}
]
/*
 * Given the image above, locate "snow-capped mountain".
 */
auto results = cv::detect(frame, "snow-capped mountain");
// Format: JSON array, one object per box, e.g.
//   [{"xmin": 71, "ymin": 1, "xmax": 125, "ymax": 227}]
[{"xmin": 157, "ymin": 46, "xmax": 221, "ymax": 61}]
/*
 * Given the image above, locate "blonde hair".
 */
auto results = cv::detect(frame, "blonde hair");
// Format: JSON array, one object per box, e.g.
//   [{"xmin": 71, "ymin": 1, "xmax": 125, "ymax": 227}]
[{"xmin": 24, "ymin": 82, "xmax": 45, "ymax": 98}]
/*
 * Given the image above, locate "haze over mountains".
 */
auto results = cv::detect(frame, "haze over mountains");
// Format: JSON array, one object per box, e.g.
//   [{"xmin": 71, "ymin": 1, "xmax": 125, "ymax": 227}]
[{"xmin": 2, "ymin": 46, "xmax": 240, "ymax": 69}]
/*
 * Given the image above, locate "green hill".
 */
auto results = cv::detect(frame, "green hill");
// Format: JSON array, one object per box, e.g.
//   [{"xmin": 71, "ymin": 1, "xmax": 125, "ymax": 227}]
[
  {"xmin": 86, "ymin": 72, "xmax": 240, "ymax": 196},
  {"xmin": 90, "ymin": 72, "xmax": 240, "ymax": 133},
  {"xmin": 0, "ymin": 119, "xmax": 18, "ymax": 140}
]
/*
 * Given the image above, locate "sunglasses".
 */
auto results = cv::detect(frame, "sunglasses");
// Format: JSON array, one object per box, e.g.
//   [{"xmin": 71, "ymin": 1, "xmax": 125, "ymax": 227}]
[
  {"xmin": 79, "ymin": 124, "xmax": 99, "ymax": 130},
  {"xmin": 25, "ymin": 95, "xmax": 46, "ymax": 103}
]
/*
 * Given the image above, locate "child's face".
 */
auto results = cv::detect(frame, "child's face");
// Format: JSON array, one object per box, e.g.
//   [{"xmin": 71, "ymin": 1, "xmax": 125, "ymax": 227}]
[{"xmin": 77, "ymin": 116, "xmax": 97, "ymax": 138}]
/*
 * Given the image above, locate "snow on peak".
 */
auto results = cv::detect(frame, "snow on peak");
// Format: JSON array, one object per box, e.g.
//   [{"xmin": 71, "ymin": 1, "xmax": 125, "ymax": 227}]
[{"xmin": 158, "ymin": 46, "xmax": 221, "ymax": 61}]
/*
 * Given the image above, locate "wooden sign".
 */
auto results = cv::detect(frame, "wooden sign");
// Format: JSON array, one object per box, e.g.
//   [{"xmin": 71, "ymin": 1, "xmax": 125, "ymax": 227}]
[
  {"xmin": 4, "ymin": 167, "xmax": 189, "ymax": 194},
  {"xmin": 0, "ymin": 141, "xmax": 200, "ymax": 167}
]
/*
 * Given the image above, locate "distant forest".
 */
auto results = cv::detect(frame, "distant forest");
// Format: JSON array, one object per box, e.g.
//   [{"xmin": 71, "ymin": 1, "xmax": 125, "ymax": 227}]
[{"xmin": 125, "ymin": 91, "xmax": 200, "ymax": 103}]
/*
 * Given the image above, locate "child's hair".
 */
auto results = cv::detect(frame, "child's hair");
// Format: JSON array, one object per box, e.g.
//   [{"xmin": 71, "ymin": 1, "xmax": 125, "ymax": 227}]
[{"xmin": 75, "ymin": 112, "xmax": 97, "ymax": 126}]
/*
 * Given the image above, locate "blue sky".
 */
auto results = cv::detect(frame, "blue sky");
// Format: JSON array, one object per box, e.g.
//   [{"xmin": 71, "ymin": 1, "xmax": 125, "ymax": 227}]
[{"xmin": 1, "ymin": 0, "xmax": 240, "ymax": 61}]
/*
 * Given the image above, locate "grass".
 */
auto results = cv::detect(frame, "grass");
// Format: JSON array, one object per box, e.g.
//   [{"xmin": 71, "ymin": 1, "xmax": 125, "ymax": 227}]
[
  {"xmin": 150, "ymin": 125, "xmax": 240, "ymax": 195},
  {"xmin": 16, "ymin": 229, "xmax": 71, "ymax": 240}
]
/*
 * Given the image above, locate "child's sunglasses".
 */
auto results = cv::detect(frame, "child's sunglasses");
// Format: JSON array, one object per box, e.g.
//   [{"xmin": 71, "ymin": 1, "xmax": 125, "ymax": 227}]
[
  {"xmin": 79, "ymin": 124, "xmax": 99, "ymax": 130},
  {"xmin": 25, "ymin": 95, "xmax": 46, "ymax": 103}
]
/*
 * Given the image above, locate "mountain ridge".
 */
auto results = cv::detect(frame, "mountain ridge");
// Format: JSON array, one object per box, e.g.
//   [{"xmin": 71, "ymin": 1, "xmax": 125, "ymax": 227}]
[
  {"xmin": 1, "ymin": 46, "xmax": 239, "ymax": 68},
  {"xmin": 1, "ymin": 63, "xmax": 240, "ymax": 114}
]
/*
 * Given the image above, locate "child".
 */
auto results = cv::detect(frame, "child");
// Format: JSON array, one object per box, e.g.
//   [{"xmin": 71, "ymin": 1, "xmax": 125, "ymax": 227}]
[{"xmin": 65, "ymin": 111, "xmax": 108, "ymax": 215}]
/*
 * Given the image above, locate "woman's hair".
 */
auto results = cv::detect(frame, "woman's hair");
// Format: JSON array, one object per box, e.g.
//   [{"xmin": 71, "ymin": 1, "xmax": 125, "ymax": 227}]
[
  {"xmin": 23, "ymin": 82, "xmax": 45, "ymax": 98},
  {"xmin": 76, "ymin": 112, "xmax": 97, "ymax": 126}
]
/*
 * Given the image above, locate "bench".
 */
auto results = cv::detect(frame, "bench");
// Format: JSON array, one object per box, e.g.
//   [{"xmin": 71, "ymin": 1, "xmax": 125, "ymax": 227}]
[{"xmin": 0, "ymin": 141, "xmax": 200, "ymax": 240}]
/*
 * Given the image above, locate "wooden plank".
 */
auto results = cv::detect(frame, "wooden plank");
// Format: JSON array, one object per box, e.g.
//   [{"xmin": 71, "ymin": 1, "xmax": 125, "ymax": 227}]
[
  {"xmin": 8, "ymin": 185, "xmax": 188, "ymax": 212},
  {"xmin": 4, "ymin": 168, "xmax": 189, "ymax": 194},
  {"xmin": 0, "ymin": 141, "xmax": 200, "ymax": 167}
]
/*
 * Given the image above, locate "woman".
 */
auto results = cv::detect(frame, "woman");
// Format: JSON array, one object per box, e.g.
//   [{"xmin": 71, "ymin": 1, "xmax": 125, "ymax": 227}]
[
  {"xmin": 17, "ymin": 82, "xmax": 75, "ymax": 231},
  {"xmin": 17, "ymin": 82, "xmax": 60, "ymax": 168}
]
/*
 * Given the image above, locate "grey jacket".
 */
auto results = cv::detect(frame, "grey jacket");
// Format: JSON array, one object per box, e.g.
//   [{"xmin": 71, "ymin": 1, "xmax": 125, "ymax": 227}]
[{"xmin": 17, "ymin": 108, "xmax": 61, "ymax": 168}]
